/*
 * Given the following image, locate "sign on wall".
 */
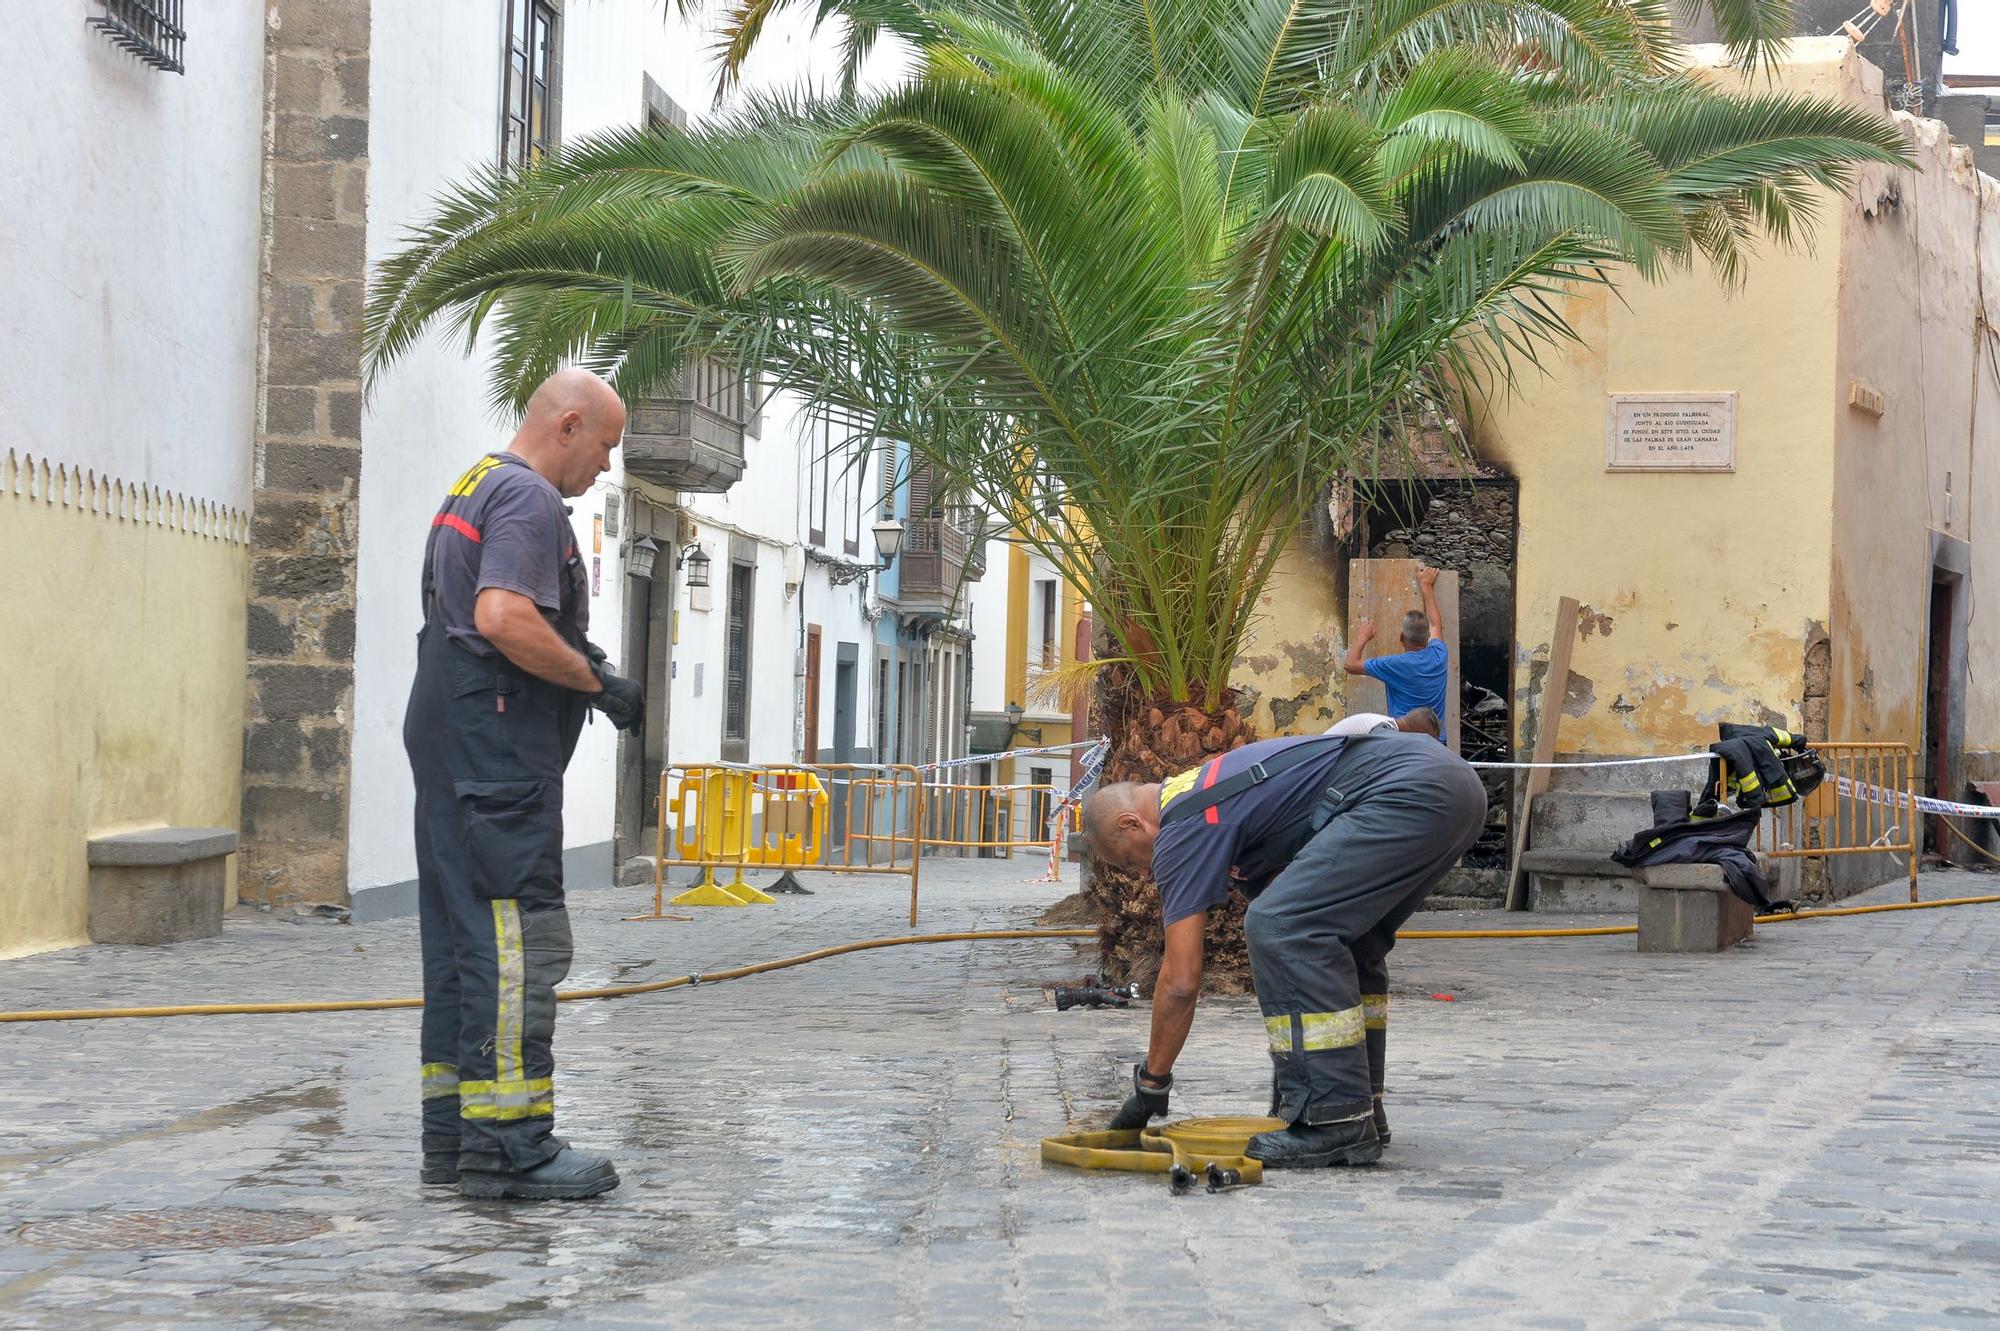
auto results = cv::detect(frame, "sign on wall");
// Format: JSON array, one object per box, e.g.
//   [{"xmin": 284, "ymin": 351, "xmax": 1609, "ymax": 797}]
[{"xmin": 1605, "ymin": 392, "xmax": 1737, "ymax": 472}]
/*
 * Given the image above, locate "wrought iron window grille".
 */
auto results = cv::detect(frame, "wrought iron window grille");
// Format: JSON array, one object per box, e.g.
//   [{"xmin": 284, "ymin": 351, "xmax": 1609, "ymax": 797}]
[{"xmin": 89, "ymin": 0, "xmax": 185, "ymax": 74}]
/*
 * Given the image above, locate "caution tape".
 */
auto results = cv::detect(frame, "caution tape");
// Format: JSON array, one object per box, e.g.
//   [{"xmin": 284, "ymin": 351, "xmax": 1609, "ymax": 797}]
[
  {"xmin": 1834, "ymin": 777, "xmax": 2000, "ymax": 819},
  {"xmin": 1030, "ymin": 736, "xmax": 1112, "ymax": 883},
  {"xmin": 1466, "ymin": 753, "xmax": 1712, "ymax": 770}
]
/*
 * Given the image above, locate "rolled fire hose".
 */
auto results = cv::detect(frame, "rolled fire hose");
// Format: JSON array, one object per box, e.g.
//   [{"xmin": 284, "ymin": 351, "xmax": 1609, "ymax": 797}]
[{"xmin": 1040, "ymin": 1117, "xmax": 1285, "ymax": 1191}]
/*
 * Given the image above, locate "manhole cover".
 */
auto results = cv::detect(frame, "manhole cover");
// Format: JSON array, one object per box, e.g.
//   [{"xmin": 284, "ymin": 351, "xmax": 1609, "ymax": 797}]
[{"xmin": 16, "ymin": 1207, "xmax": 331, "ymax": 1251}]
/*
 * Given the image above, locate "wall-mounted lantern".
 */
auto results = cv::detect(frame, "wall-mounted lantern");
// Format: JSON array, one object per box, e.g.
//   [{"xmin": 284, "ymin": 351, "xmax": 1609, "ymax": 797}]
[
  {"xmin": 625, "ymin": 535, "xmax": 660, "ymax": 581},
  {"xmin": 677, "ymin": 542, "xmax": 711, "ymax": 589}
]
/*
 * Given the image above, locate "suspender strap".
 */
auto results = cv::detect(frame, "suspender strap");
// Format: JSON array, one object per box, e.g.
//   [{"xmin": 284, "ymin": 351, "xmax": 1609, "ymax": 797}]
[{"xmin": 1158, "ymin": 737, "xmax": 1344, "ymax": 827}]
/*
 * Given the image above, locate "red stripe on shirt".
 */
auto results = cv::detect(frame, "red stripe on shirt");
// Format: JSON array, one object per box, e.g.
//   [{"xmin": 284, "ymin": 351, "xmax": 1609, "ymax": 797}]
[
  {"xmin": 1200, "ymin": 755, "xmax": 1222, "ymax": 824},
  {"xmin": 432, "ymin": 513, "xmax": 482, "ymax": 543}
]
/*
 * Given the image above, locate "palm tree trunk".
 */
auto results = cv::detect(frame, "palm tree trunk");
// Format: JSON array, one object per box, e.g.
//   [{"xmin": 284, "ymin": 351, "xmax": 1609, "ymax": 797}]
[{"xmin": 1079, "ymin": 663, "xmax": 1257, "ymax": 994}]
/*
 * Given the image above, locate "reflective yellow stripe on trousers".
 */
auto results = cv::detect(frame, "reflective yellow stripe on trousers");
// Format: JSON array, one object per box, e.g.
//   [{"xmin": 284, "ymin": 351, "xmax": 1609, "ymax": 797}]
[
  {"xmin": 491, "ymin": 900, "xmax": 526, "ymax": 1086},
  {"xmin": 459, "ymin": 1075, "xmax": 554, "ymax": 1121},
  {"xmin": 1265, "ymin": 1006, "xmax": 1366, "ymax": 1054},
  {"xmin": 1362, "ymin": 994, "xmax": 1388, "ymax": 1031},
  {"xmin": 420, "ymin": 1062, "xmax": 460, "ymax": 1100}
]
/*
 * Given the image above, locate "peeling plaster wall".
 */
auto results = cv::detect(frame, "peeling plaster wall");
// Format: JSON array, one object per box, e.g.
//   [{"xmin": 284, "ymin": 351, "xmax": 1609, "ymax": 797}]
[
  {"xmin": 1831, "ymin": 104, "xmax": 2000, "ymax": 787},
  {"xmin": 1234, "ymin": 518, "xmax": 1348, "ymax": 735},
  {"xmin": 1478, "ymin": 43, "xmax": 1858, "ymax": 756}
]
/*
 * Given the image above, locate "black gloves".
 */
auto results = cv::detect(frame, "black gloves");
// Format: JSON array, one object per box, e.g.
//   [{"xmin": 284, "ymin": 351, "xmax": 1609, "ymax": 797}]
[
  {"xmin": 583, "ymin": 644, "xmax": 645, "ymax": 734},
  {"xmin": 1107, "ymin": 1063, "xmax": 1172, "ymax": 1131}
]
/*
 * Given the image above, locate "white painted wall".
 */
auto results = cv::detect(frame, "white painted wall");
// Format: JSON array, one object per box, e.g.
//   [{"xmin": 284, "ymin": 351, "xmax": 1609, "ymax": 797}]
[{"xmin": 3, "ymin": 6, "xmax": 264, "ymax": 510}]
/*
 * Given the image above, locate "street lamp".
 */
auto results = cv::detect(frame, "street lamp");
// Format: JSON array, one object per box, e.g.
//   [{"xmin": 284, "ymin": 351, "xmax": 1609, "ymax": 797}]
[
  {"xmin": 1005, "ymin": 701, "xmax": 1043, "ymax": 744},
  {"xmin": 625, "ymin": 535, "xmax": 660, "ymax": 581},
  {"xmin": 677, "ymin": 542, "xmax": 711, "ymax": 588},
  {"xmin": 871, "ymin": 515, "xmax": 904, "ymax": 564},
  {"xmin": 827, "ymin": 516, "xmax": 906, "ymax": 586}
]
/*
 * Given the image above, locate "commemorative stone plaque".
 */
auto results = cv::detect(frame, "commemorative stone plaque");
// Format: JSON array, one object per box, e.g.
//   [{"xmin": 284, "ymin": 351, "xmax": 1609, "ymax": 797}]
[{"xmin": 1605, "ymin": 392, "xmax": 1736, "ymax": 472}]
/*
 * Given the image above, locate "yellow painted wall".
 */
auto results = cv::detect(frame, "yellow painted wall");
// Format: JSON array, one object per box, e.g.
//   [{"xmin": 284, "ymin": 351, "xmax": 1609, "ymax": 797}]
[
  {"xmin": 999, "ymin": 542, "xmax": 1031, "ymax": 783},
  {"xmin": 1830, "ymin": 105, "xmax": 2000, "ymax": 761},
  {"xmin": 1477, "ymin": 44, "xmax": 1859, "ymax": 755},
  {"xmin": 1234, "ymin": 530, "xmax": 1348, "ymax": 735},
  {"xmin": 0, "ymin": 475, "xmax": 247, "ymax": 958}
]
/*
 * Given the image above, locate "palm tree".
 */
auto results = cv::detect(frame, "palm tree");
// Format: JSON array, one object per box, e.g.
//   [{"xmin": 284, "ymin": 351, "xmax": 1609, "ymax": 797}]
[{"xmin": 366, "ymin": 1, "xmax": 1905, "ymax": 983}]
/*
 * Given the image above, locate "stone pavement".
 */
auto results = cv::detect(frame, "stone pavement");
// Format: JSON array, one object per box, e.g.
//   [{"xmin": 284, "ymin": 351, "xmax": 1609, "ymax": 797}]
[{"xmin": 4, "ymin": 857, "xmax": 2000, "ymax": 1330}]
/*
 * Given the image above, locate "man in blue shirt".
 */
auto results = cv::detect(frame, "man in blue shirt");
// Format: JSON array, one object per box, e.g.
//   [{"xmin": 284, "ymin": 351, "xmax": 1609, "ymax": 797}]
[
  {"xmin": 1081, "ymin": 731, "xmax": 1485, "ymax": 1169},
  {"xmin": 1344, "ymin": 565, "xmax": 1449, "ymax": 734}
]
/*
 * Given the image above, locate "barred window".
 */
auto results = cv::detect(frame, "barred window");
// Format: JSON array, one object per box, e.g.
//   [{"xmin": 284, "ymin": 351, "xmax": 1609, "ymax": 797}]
[{"xmin": 89, "ymin": 1, "xmax": 185, "ymax": 74}]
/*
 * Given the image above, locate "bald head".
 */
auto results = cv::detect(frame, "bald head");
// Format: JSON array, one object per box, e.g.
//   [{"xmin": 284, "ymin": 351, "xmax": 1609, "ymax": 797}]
[
  {"xmin": 510, "ymin": 368, "xmax": 626, "ymax": 498},
  {"xmin": 1081, "ymin": 781, "xmax": 1161, "ymax": 872}
]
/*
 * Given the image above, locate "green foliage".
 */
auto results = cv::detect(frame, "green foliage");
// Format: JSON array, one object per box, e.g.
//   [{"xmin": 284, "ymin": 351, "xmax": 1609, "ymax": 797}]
[{"xmin": 367, "ymin": 0, "xmax": 1906, "ymax": 705}]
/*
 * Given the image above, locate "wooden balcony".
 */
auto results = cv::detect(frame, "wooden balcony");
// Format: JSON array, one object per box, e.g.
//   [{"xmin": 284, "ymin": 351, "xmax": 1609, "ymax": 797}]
[
  {"xmin": 623, "ymin": 361, "xmax": 752, "ymax": 493},
  {"xmin": 897, "ymin": 502, "xmax": 983, "ymax": 617}
]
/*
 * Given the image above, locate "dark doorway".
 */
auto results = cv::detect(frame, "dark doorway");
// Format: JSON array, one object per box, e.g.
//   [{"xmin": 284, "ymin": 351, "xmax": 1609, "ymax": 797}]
[
  {"xmin": 614, "ymin": 562, "xmax": 653, "ymax": 864},
  {"xmin": 831, "ymin": 651, "xmax": 857, "ymax": 845},
  {"xmin": 1925, "ymin": 574, "xmax": 1955, "ymax": 855}
]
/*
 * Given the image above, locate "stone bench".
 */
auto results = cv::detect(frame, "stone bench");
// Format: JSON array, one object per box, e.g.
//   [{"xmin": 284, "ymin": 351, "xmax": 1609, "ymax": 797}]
[
  {"xmin": 1634, "ymin": 863, "xmax": 1754, "ymax": 954},
  {"xmin": 87, "ymin": 827, "xmax": 238, "ymax": 945}
]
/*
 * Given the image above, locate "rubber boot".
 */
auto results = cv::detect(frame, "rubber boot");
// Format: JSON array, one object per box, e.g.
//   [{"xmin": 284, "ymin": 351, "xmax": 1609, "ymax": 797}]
[
  {"xmin": 421, "ymin": 1151, "xmax": 459, "ymax": 1186},
  {"xmin": 1245, "ymin": 1108, "xmax": 1382, "ymax": 1170},
  {"xmin": 1366, "ymin": 1026, "xmax": 1390, "ymax": 1146},
  {"xmin": 459, "ymin": 1146, "xmax": 621, "ymax": 1201}
]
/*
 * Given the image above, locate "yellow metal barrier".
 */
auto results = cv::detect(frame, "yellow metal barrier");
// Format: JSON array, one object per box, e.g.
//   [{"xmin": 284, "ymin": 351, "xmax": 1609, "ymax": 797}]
[
  {"xmin": 1722, "ymin": 741, "xmax": 1919, "ymax": 902},
  {"xmin": 641, "ymin": 763, "xmax": 927, "ymax": 923},
  {"xmin": 911, "ymin": 782, "xmax": 1076, "ymax": 859}
]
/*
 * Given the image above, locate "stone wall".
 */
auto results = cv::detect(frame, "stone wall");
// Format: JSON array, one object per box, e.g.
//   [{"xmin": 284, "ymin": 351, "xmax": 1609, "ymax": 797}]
[{"xmin": 241, "ymin": 1, "xmax": 370, "ymax": 906}]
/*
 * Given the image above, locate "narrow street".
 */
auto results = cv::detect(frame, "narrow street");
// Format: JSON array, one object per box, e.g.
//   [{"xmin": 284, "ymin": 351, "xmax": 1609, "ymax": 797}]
[{"xmin": 5, "ymin": 860, "xmax": 1997, "ymax": 1329}]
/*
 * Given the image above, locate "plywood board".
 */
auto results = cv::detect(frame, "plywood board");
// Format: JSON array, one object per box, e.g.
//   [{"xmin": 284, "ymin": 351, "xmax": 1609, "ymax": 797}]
[
  {"xmin": 1504, "ymin": 596, "xmax": 1581, "ymax": 910},
  {"xmin": 1344, "ymin": 559, "xmax": 1460, "ymax": 750}
]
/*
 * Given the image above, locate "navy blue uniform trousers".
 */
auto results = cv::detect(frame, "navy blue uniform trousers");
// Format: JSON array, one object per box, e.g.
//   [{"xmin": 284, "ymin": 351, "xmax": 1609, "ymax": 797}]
[
  {"xmin": 1245, "ymin": 733, "xmax": 1487, "ymax": 1124},
  {"xmin": 405, "ymin": 622, "xmax": 586, "ymax": 1171}
]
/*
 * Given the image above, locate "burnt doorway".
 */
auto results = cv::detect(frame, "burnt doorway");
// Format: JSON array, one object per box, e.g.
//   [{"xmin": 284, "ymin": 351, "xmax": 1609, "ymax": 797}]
[{"xmin": 1354, "ymin": 473, "xmax": 1520, "ymax": 885}]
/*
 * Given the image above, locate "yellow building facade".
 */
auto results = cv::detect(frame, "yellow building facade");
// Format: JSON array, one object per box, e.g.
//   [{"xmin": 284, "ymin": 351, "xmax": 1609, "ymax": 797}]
[{"xmin": 1253, "ymin": 41, "xmax": 2000, "ymax": 821}]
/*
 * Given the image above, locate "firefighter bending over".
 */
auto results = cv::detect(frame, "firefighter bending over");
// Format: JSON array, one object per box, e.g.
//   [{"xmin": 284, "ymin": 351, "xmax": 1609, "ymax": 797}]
[{"xmin": 1081, "ymin": 731, "xmax": 1485, "ymax": 1168}]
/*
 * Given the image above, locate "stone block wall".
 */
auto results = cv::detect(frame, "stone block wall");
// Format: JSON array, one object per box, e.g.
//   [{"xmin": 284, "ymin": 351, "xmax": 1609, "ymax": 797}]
[{"xmin": 241, "ymin": 1, "xmax": 370, "ymax": 905}]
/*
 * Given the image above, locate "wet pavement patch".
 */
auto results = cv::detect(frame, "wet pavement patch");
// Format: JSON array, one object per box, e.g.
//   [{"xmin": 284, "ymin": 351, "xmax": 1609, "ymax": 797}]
[{"xmin": 15, "ymin": 1207, "xmax": 331, "ymax": 1252}]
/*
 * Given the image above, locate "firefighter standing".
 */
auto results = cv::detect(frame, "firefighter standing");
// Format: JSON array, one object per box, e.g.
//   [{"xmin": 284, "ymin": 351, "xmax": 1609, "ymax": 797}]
[
  {"xmin": 1081, "ymin": 731, "xmax": 1485, "ymax": 1168},
  {"xmin": 404, "ymin": 368, "xmax": 645, "ymax": 1200}
]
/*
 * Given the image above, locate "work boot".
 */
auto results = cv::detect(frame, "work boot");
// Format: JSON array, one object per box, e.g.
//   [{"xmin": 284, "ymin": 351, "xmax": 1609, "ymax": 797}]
[
  {"xmin": 1372, "ymin": 1094, "xmax": 1391, "ymax": 1146},
  {"xmin": 1246, "ymin": 1110, "xmax": 1382, "ymax": 1170},
  {"xmin": 459, "ymin": 1147, "xmax": 620, "ymax": 1201},
  {"xmin": 421, "ymin": 1151, "xmax": 459, "ymax": 1186}
]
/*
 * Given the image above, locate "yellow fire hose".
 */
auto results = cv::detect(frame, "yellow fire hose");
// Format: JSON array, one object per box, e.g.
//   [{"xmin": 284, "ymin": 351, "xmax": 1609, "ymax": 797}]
[
  {"xmin": 3, "ymin": 893, "xmax": 1999, "ymax": 1025},
  {"xmin": 1040, "ymin": 1117, "xmax": 1284, "ymax": 1192}
]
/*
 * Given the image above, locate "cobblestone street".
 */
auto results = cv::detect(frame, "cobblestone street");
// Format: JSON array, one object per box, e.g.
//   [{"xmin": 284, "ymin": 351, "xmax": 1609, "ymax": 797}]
[{"xmin": 5, "ymin": 858, "xmax": 2000, "ymax": 1329}]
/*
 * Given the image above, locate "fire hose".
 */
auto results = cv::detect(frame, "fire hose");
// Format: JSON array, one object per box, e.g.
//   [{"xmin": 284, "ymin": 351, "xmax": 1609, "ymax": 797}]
[{"xmin": 3, "ymin": 893, "xmax": 2000, "ymax": 1025}]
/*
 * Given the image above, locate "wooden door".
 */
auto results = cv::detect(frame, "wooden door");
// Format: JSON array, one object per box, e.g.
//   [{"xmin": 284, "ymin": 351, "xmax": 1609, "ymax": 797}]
[
  {"xmin": 1344, "ymin": 559, "xmax": 1461, "ymax": 750},
  {"xmin": 803, "ymin": 625, "xmax": 822, "ymax": 763}
]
